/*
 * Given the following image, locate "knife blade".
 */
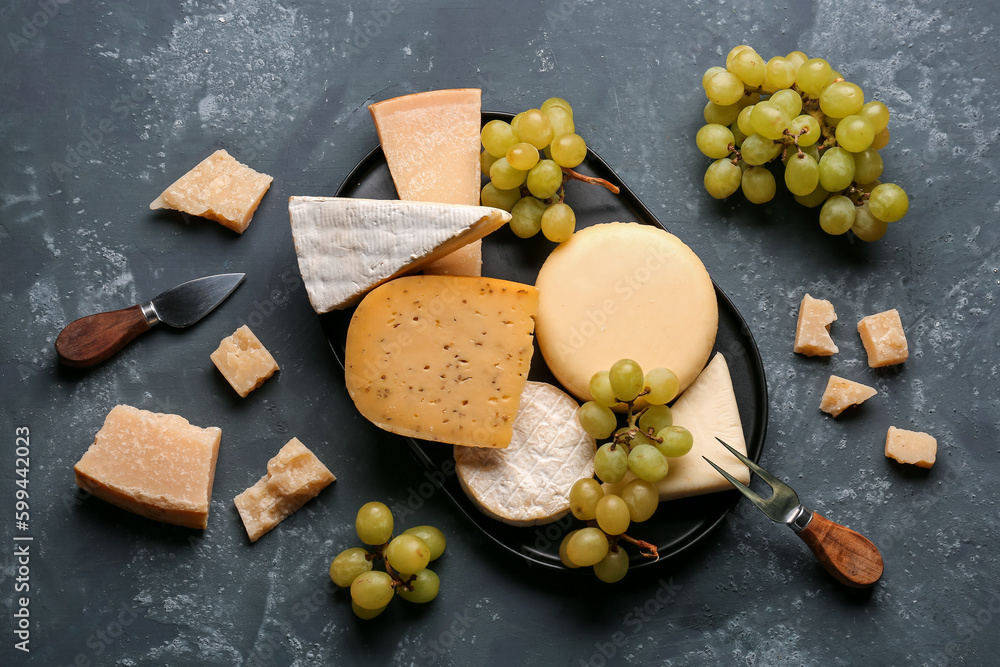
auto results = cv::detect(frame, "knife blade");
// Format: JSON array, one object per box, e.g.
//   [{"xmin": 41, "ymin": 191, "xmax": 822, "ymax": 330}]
[{"xmin": 55, "ymin": 273, "xmax": 245, "ymax": 367}]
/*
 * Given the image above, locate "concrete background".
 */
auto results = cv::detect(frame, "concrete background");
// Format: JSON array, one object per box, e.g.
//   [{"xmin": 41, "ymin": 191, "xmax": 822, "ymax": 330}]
[{"xmin": 2, "ymin": 0, "xmax": 998, "ymax": 665}]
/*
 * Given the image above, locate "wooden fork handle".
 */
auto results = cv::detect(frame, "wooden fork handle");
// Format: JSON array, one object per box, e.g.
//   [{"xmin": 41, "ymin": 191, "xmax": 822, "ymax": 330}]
[
  {"xmin": 55, "ymin": 305, "xmax": 152, "ymax": 367},
  {"xmin": 796, "ymin": 511, "xmax": 884, "ymax": 588}
]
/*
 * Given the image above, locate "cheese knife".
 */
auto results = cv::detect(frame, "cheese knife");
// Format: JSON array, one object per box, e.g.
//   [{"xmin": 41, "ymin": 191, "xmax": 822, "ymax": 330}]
[{"xmin": 55, "ymin": 273, "xmax": 246, "ymax": 367}]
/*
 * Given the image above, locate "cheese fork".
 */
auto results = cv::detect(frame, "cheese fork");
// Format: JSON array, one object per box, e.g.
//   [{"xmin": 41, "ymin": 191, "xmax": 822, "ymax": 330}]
[{"xmin": 705, "ymin": 438, "xmax": 884, "ymax": 588}]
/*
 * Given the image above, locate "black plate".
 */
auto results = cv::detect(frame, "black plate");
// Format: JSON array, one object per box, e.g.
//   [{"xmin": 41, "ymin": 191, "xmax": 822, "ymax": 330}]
[{"xmin": 320, "ymin": 112, "xmax": 768, "ymax": 571}]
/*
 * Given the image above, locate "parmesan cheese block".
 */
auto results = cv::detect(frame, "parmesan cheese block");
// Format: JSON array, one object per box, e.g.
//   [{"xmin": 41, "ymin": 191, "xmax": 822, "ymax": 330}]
[
  {"xmin": 885, "ymin": 426, "xmax": 937, "ymax": 468},
  {"xmin": 604, "ymin": 353, "xmax": 750, "ymax": 501},
  {"xmin": 210, "ymin": 325, "xmax": 279, "ymax": 397},
  {"xmin": 150, "ymin": 149, "xmax": 272, "ymax": 233},
  {"xmin": 794, "ymin": 293, "xmax": 839, "ymax": 356},
  {"xmin": 344, "ymin": 275, "xmax": 538, "ymax": 448},
  {"xmin": 368, "ymin": 89, "xmax": 483, "ymax": 276},
  {"xmin": 288, "ymin": 197, "xmax": 509, "ymax": 313},
  {"xmin": 455, "ymin": 382, "xmax": 596, "ymax": 526},
  {"xmin": 74, "ymin": 405, "xmax": 222, "ymax": 529},
  {"xmin": 234, "ymin": 437, "xmax": 336, "ymax": 542},
  {"xmin": 819, "ymin": 375, "xmax": 877, "ymax": 417},
  {"xmin": 858, "ymin": 309, "xmax": 909, "ymax": 368},
  {"xmin": 535, "ymin": 222, "xmax": 718, "ymax": 405}
]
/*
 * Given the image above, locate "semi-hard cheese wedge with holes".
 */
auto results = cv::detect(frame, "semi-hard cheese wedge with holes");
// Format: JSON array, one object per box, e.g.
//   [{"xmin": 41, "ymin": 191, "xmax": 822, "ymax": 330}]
[
  {"xmin": 74, "ymin": 405, "xmax": 222, "ymax": 529},
  {"xmin": 369, "ymin": 89, "xmax": 483, "ymax": 276},
  {"xmin": 289, "ymin": 197, "xmax": 510, "ymax": 313},
  {"xmin": 455, "ymin": 382, "xmax": 596, "ymax": 526},
  {"xmin": 344, "ymin": 275, "xmax": 538, "ymax": 448},
  {"xmin": 604, "ymin": 353, "xmax": 750, "ymax": 501}
]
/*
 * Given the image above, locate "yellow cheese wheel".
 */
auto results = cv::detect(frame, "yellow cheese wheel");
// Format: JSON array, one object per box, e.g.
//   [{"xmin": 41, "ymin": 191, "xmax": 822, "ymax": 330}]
[{"xmin": 534, "ymin": 222, "xmax": 718, "ymax": 404}]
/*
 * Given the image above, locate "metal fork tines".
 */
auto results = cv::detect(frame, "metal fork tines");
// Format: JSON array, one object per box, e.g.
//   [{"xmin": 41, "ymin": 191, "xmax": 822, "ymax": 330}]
[{"xmin": 704, "ymin": 438, "xmax": 802, "ymax": 525}]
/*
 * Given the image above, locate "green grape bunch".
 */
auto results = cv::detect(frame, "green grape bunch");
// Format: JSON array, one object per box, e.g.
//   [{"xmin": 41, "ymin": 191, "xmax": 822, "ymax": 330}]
[
  {"xmin": 480, "ymin": 97, "xmax": 619, "ymax": 243},
  {"xmin": 329, "ymin": 501, "xmax": 447, "ymax": 619},
  {"xmin": 697, "ymin": 45, "xmax": 910, "ymax": 241},
  {"xmin": 563, "ymin": 358, "xmax": 695, "ymax": 582}
]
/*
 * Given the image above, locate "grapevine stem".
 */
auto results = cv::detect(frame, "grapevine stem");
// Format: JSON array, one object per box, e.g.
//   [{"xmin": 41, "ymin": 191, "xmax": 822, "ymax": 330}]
[
  {"xmin": 620, "ymin": 533, "xmax": 660, "ymax": 561},
  {"xmin": 562, "ymin": 167, "xmax": 621, "ymax": 194}
]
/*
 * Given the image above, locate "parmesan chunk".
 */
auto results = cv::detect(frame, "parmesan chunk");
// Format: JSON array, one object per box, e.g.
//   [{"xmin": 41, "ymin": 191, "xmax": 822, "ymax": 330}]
[
  {"xmin": 858, "ymin": 309, "xmax": 909, "ymax": 367},
  {"xmin": 211, "ymin": 325, "xmax": 279, "ymax": 397},
  {"xmin": 819, "ymin": 375, "xmax": 877, "ymax": 417},
  {"xmin": 793, "ymin": 293, "xmax": 839, "ymax": 356},
  {"xmin": 885, "ymin": 426, "xmax": 937, "ymax": 468}
]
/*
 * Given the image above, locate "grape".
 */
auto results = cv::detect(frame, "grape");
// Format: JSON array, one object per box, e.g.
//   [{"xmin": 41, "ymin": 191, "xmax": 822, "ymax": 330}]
[
  {"xmin": 825, "ymin": 114, "xmax": 843, "ymax": 128},
  {"xmin": 351, "ymin": 570, "xmax": 394, "ymax": 610},
  {"xmin": 545, "ymin": 105, "xmax": 575, "ymax": 138},
  {"xmin": 480, "ymin": 183, "xmax": 520, "ymax": 212},
  {"xmin": 704, "ymin": 100, "xmax": 741, "ymax": 126},
  {"xmin": 857, "ymin": 179, "xmax": 881, "ymax": 194},
  {"xmin": 540, "ymin": 202, "xmax": 576, "ymax": 242},
  {"xmin": 559, "ymin": 530, "xmax": 581, "ymax": 568},
  {"xmin": 402, "ymin": 526, "xmax": 446, "ymax": 561},
  {"xmin": 704, "ymin": 159, "xmax": 742, "ymax": 199},
  {"xmin": 740, "ymin": 133, "xmax": 781, "ymax": 165},
  {"xmin": 609, "ymin": 358, "xmax": 644, "ymax": 402},
  {"xmin": 817, "ymin": 147, "xmax": 856, "ymax": 192},
  {"xmin": 351, "ymin": 601, "xmax": 387, "ymax": 619},
  {"xmin": 819, "ymin": 195, "xmax": 856, "ymax": 235},
  {"xmin": 868, "ymin": 183, "xmax": 909, "ymax": 222},
  {"xmin": 820, "ymin": 81, "xmax": 864, "ymax": 117},
  {"xmin": 851, "ymin": 202, "xmax": 888, "ymax": 241},
  {"xmin": 517, "ymin": 109, "xmax": 555, "ymax": 149},
  {"xmin": 628, "ymin": 444, "xmax": 668, "ymax": 482},
  {"xmin": 796, "ymin": 58, "xmax": 833, "ymax": 96},
  {"xmin": 784, "ymin": 152, "xmax": 820, "ymax": 196},
  {"xmin": 578, "ymin": 401, "xmax": 617, "ymax": 439},
  {"xmin": 769, "ymin": 89, "xmax": 802, "ymax": 119},
  {"xmin": 489, "ymin": 157, "xmax": 527, "ymax": 190},
  {"xmin": 702, "ymin": 65, "xmax": 728, "ymax": 89},
  {"xmin": 385, "ymin": 534, "xmax": 431, "ymax": 576},
  {"xmin": 656, "ymin": 426, "xmax": 693, "ymax": 458},
  {"xmin": 594, "ymin": 443, "xmax": 629, "ymax": 483},
  {"xmin": 589, "ymin": 370, "xmax": 618, "ymax": 408},
  {"xmin": 481, "ymin": 150, "xmax": 497, "ymax": 176},
  {"xmin": 729, "ymin": 121, "xmax": 747, "ymax": 149},
  {"xmin": 397, "ymin": 568, "xmax": 439, "ymax": 604},
  {"xmin": 569, "ymin": 478, "xmax": 604, "ymax": 520},
  {"xmin": 526, "ymin": 159, "xmax": 563, "ymax": 199},
  {"xmin": 785, "ymin": 50, "xmax": 808, "ymax": 71},
  {"xmin": 509, "ymin": 112, "xmax": 524, "ymax": 136},
  {"xmin": 330, "ymin": 547, "xmax": 373, "ymax": 588},
  {"xmin": 356, "ymin": 502, "xmax": 393, "ymax": 545},
  {"xmin": 509, "ymin": 197, "xmax": 546, "ymax": 238},
  {"xmin": 749, "ymin": 101, "xmax": 790, "ymax": 140},
  {"xmin": 593, "ymin": 547, "xmax": 630, "ymax": 583},
  {"xmin": 782, "ymin": 143, "xmax": 819, "ymax": 166},
  {"xmin": 566, "ymin": 527, "xmax": 609, "ymax": 567},
  {"xmin": 550, "ymin": 133, "xmax": 588, "ymax": 168},
  {"xmin": 793, "ymin": 184, "xmax": 831, "ymax": 208},
  {"xmin": 741, "ymin": 166, "xmax": 776, "ymax": 204},
  {"xmin": 728, "ymin": 47, "xmax": 765, "ymax": 87},
  {"xmin": 481, "ymin": 120, "xmax": 519, "ymax": 158},
  {"xmin": 871, "ymin": 127, "xmax": 890, "ymax": 151},
  {"xmin": 725, "ymin": 45, "xmax": 751, "ymax": 70},
  {"xmin": 737, "ymin": 105, "xmax": 756, "ymax": 137},
  {"xmin": 619, "ymin": 479, "xmax": 659, "ymax": 522},
  {"xmin": 506, "ymin": 142, "xmax": 539, "ymax": 171},
  {"xmin": 541, "ymin": 97, "xmax": 573, "ymax": 115},
  {"xmin": 643, "ymin": 368, "xmax": 679, "ymax": 405},
  {"xmin": 835, "ymin": 115, "xmax": 874, "ymax": 152},
  {"xmin": 859, "ymin": 100, "xmax": 890, "ymax": 134},
  {"xmin": 738, "ymin": 91, "xmax": 761, "ymax": 109},
  {"xmin": 762, "ymin": 56, "xmax": 796, "ymax": 92},
  {"xmin": 696, "ymin": 124, "xmax": 735, "ymax": 159},
  {"xmin": 788, "ymin": 114, "xmax": 821, "ymax": 147},
  {"xmin": 851, "ymin": 148, "xmax": 884, "ymax": 184},
  {"xmin": 638, "ymin": 404, "xmax": 673, "ymax": 436},
  {"xmin": 705, "ymin": 71, "xmax": 745, "ymax": 106},
  {"xmin": 595, "ymin": 494, "xmax": 631, "ymax": 535}
]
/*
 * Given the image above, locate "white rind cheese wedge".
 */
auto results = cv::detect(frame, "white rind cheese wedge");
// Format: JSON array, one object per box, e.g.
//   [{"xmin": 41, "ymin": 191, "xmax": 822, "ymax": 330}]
[
  {"xmin": 288, "ymin": 197, "xmax": 510, "ymax": 313},
  {"xmin": 455, "ymin": 382, "xmax": 596, "ymax": 526},
  {"xmin": 604, "ymin": 353, "xmax": 751, "ymax": 501}
]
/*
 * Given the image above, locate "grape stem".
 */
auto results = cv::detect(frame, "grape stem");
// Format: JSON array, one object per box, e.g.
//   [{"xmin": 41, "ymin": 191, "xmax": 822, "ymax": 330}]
[
  {"xmin": 619, "ymin": 533, "xmax": 660, "ymax": 560},
  {"xmin": 562, "ymin": 167, "xmax": 620, "ymax": 194},
  {"xmin": 383, "ymin": 558, "xmax": 416, "ymax": 591}
]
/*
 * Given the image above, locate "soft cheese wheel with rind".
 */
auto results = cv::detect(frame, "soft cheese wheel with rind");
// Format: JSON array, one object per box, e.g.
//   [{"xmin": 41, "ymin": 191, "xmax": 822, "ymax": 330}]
[
  {"xmin": 455, "ymin": 382, "xmax": 596, "ymax": 526},
  {"xmin": 535, "ymin": 222, "xmax": 718, "ymax": 403},
  {"xmin": 369, "ymin": 89, "xmax": 483, "ymax": 276},
  {"xmin": 345, "ymin": 275, "xmax": 538, "ymax": 448}
]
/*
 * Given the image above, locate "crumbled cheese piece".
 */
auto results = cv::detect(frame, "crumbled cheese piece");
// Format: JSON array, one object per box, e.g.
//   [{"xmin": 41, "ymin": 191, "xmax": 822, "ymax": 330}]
[
  {"xmin": 210, "ymin": 325, "xmax": 279, "ymax": 397},
  {"xmin": 794, "ymin": 293, "xmax": 839, "ymax": 356},
  {"xmin": 819, "ymin": 375, "xmax": 878, "ymax": 417},
  {"xmin": 858, "ymin": 309, "xmax": 909, "ymax": 368},
  {"xmin": 885, "ymin": 426, "xmax": 936, "ymax": 468}
]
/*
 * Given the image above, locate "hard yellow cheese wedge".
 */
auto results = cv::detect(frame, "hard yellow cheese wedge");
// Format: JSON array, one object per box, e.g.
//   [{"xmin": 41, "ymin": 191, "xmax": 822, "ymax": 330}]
[{"xmin": 345, "ymin": 275, "xmax": 538, "ymax": 448}]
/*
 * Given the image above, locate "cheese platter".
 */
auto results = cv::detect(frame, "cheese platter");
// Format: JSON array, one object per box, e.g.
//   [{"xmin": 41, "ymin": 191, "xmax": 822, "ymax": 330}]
[{"xmin": 318, "ymin": 111, "xmax": 769, "ymax": 571}]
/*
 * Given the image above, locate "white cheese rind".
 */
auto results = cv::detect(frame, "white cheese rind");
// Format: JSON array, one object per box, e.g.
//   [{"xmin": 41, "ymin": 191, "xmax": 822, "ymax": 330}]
[
  {"xmin": 288, "ymin": 197, "xmax": 510, "ymax": 313},
  {"xmin": 455, "ymin": 381, "xmax": 597, "ymax": 526}
]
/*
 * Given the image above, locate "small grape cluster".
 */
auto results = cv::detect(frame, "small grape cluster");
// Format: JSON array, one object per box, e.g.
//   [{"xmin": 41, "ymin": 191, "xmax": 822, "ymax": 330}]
[
  {"xmin": 480, "ymin": 97, "xmax": 617, "ymax": 243},
  {"xmin": 697, "ymin": 46, "xmax": 910, "ymax": 241},
  {"xmin": 329, "ymin": 502, "xmax": 446, "ymax": 619},
  {"xmin": 561, "ymin": 359, "xmax": 694, "ymax": 582}
]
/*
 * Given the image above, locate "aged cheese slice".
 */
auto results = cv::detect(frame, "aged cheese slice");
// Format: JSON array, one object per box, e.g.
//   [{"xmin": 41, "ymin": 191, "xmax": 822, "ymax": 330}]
[
  {"xmin": 234, "ymin": 437, "xmax": 336, "ymax": 542},
  {"xmin": 858, "ymin": 308, "xmax": 909, "ymax": 368},
  {"xmin": 210, "ymin": 325, "xmax": 279, "ymax": 397},
  {"xmin": 454, "ymin": 382, "xmax": 597, "ymax": 526},
  {"xmin": 604, "ymin": 353, "xmax": 750, "ymax": 501},
  {"xmin": 369, "ymin": 89, "xmax": 483, "ymax": 276},
  {"xmin": 345, "ymin": 275, "xmax": 538, "ymax": 448},
  {"xmin": 819, "ymin": 375, "xmax": 877, "ymax": 417},
  {"xmin": 885, "ymin": 426, "xmax": 937, "ymax": 468},
  {"xmin": 289, "ymin": 197, "xmax": 510, "ymax": 313},
  {"xmin": 794, "ymin": 293, "xmax": 839, "ymax": 356},
  {"xmin": 535, "ymin": 222, "xmax": 718, "ymax": 405},
  {"xmin": 150, "ymin": 149, "xmax": 272, "ymax": 233},
  {"xmin": 74, "ymin": 405, "xmax": 222, "ymax": 529}
]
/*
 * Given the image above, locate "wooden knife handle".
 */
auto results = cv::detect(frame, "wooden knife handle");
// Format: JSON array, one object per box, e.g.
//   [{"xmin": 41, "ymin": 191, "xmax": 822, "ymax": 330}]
[
  {"xmin": 55, "ymin": 305, "xmax": 151, "ymax": 367},
  {"xmin": 796, "ymin": 511, "xmax": 884, "ymax": 588}
]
